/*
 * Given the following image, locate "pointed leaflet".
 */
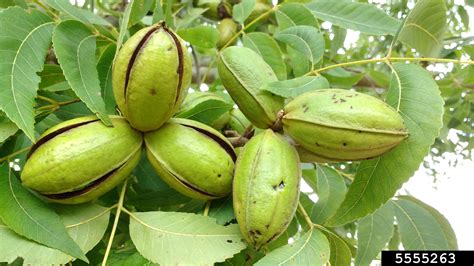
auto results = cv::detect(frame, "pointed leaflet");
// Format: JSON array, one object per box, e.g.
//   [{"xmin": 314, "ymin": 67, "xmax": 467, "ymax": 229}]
[
  {"xmin": 275, "ymin": 3, "xmax": 319, "ymax": 31},
  {"xmin": 243, "ymin": 32, "xmax": 287, "ymax": 80},
  {"xmin": 355, "ymin": 203, "xmax": 394, "ymax": 266},
  {"xmin": 0, "ymin": 203, "xmax": 110, "ymax": 264},
  {"xmin": 392, "ymin": 199, "xmax": 450, "ymax": 250},
  {"xmin": 129, "ymin": 211, "xmax": 245, "ymax": 265},
  {"xmin": 53, "ymin": 20, "xmax": 111, "ymax": 126},
  {"xmin": 0, "ymin": 7, "xmax": 55, "ymax": 142},
  {"xmin": 97, "ymin": 43, "xmax": 117, "ymax": 114},
  {"xmin": 0, "ymin": 116, "xmax": 18, "ymax": 144},
  {"xmin": 233, "ymin": 0, "xmax": 256, "ymax": 24},
  {"xmin": 321, "ymin": 229, "xmax": 352, "ymax": 266},
  {"xmin": 275, "ymin": 25, "xmax": 325, "ymax": 65},
  {"xmin": 398, "ymin": 195, "xmax": 457, "ymax": 249},
  {"xmin": 0, "ymin": 164, "xmax": 88, "ymax": 262},
  {"xmin": 306, "ymin": 2, "xmax": 401, "ymax": 35},
  {"xmin": 399, "ymin": 0, "xmax": 447, "ymax": 57},
  {"xmin": 129, "ymin": 0, "xmax": 154, "ymax": 27},
  {"xmin": 255, "ymin": 228, "xmax": 330, "ymax": 265},
  {"xmin": 326, "ymin": 63, "xmax": 443, "ymax": 226}
]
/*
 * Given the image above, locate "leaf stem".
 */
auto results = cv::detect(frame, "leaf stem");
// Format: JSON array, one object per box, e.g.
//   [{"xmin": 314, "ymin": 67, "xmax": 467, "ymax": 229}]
[
  {"xmin": 203, "ymin": 201, "xmax": 211, "ymax": 216},
  {"xmin": 37, "ymin": 95, "xmax": 58, "ymax": 105},
  {"xmin": 298, "ymin": 201, "xmax": 314, "ymax": 229},
  {"xmin": 0, "ymin": 146, "xmax": 32, "ymax": 164},
  {"xmin": 102, "ymin": 180, "xmax": 128, "ymax": 266},
  {"xmin": 308, "ymin": 57, "xmax": 474, "ymax": 76}
]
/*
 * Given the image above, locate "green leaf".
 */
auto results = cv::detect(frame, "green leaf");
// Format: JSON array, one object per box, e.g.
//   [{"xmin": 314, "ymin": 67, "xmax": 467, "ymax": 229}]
[
  {"xmin": 355, "ymin": 203, "xmax": 394, "ymax": 266},
  {"xmin": 467, "ymin": 0, "xmax": 474, "ymax": 7},
  {"xmin": 129, "ymin": 211, "xmax": 246, "ymax": 265},
  {"xmin": 330, "ymin": 26, "xmax": 346, "ymax": 59},
  {"xmin": 38, "ymin": 65, "xmax": 70, "ymax": 92},
  {"xmin": 326, "ymin": 63, "xmax": 443, "ymax": 226},
  {"xmin": 44, "ymin": 0, "xmax": 111, "ymax": 26},
  {"xmin": 116, "ymin": 0, "xmax": 135, "ymax": 55},
  {"xmin": 306, "ymin": 2, "xmax": 401, "ymax": 35},
  {"xmin": 392, "ymin": 199, "xmax": 450, "ymax": 250},
  {"xmin": 255, "ymin": 228, "xmax": 330, "ymax": 265},
  {"xmin": 0, "ymin": 203, "xmax": 110, "ymax": 264},
  {"xmin": 397, "ymin": 195, "xmax": 457, "ymax": 249},
  {"xmin": 243, "ymin": 32, "xmax": 287, "ymax": 80},
  {"xmin": 233, "ymin": 0, "xmax": 256, "ymax": 24},
  {"xmin": 129, "ymin": 0, "xmax": 154, "ymax": 26},
  {"xmin": 310, "ymin": 165, "xmax": 347, "ymax": 224},
  {"xmin": 208, "ymin": 196, "xmax": 235, "ymax": 225},
  {"xmin": 276, "ymin": 3, "xmax": 318, "ymax": 30},
  {"xmin": 275, "ymin": 25, "xmax": 325, "ymax": 65},
  {"xmin": 0, "ymin": 7, "xmax": 55, "ymax": 142},
  {"xmin": 178, "ymin": 25, "xmax": 219, "ymax": 49},
  {"xmin": 152, "ymin": 0, "xmax": 165, "ymax": 24},
  {"xmin": 0, "ymin": 164, "xmax": 88, "ymax": 262},
  {"xmin": 321, "ymin": 229, "xmax": 352, "ymax": 266},
  {"xmin": 53, "ymin": 20, "xmax": 112, "ymax": 126},
  {"xmin": 175, "ymin": 99, "xmax": 233, "ymax": 126},
  {"xmin": 398, "ymin": 0, "xmax": 447, "ymax": 57},
  {"xmin": 388, "ymin": 225, "xmax": 401, "ymax": 250},
  {"xmin": 0, "ymin": 117, "xmax": 18, "ymax": 144},
  {"xmin": 287, "ymin": 46, "xmax": 310, "ymax": 77},
  {"xmin": 261, "ymin": 76, "xmax": 329, "ymax": 98},
  {"xmin": 97, "ymin": 43, "xmax": 117, "ymax": 114},
  {"xmin": 176, "ymin": 8, "xmax": 208, "ymax": 30},
  {"xmin": 323, "ymin": 68, "xmax": 364, "ymax": 88}
]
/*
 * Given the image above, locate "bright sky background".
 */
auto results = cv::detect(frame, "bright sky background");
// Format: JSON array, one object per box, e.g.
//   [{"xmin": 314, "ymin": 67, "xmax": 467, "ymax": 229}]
[{"xmin": 71, "ymin": 0, "xmax": 473, "ymax": 249}]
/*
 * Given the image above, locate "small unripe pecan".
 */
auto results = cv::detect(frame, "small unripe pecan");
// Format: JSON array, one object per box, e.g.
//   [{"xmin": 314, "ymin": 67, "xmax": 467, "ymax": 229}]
[
  {"xmin": 21, "ymin": 116, "xmax": 143, "ymax": 204},
  {"xmin": 112, "ymin": 22, "xmax": 192, "ymax": 132},
  {"xmin": 145, "ymin": 118, "xmax": 237, "ymax": 200},
  {"xmin": 233, "ymin": 129, "xmax": 300, "ymax": 249},
  {"xmin": 283, "ymin": 89, "xmax": 408, "ymax": 162},
  {"xmin": 218, "ymin": 47, "xmax": 283, "ymax": 129}
]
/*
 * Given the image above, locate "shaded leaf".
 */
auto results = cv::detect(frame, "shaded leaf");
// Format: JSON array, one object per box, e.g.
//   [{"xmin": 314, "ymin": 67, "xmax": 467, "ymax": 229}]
[
  {"xmin": 97, "ymin": 43, "xmax": 117, "ymax": 114},
  {"xmin": 287, "ymin": 46, "xmax": 310, "ymax": 77},
  {"xmin": 0, "ymin": 7, "xmax": 55, "ymax": 141},
  {"xmin": 355, "ymin": 203, "xmax": 394, "ymax": 266},
  {"xmin": 233, "ymin": 0, "xmax": 256, "ymax": 24},
  {"xmin": 321, "ymin": 229, "xmax": 352, "ymax": 266},
  {"xmin": 38, "ymin": 65, "xmax": 70, "ymax": 92},
  {"xmin": 0, "ymin": 117, "xmax": 18, "ymax": 144},
  {"xmin": 0, "ymin": 164, "xmax": 87, "ymax": 262},
  {"xmin": 261, "ymin": 76, "xmax": 329, "ymax": 99},
  {"xmin": 175, "ymin": 99, "xmax": 233, "ymax": 126},
  {"xmin": 243, "ymin": 32, "xmax": 287, "ymax": 80},
  {"xmin": 392, "ymin": 199, "xmax": 450, "ymax": 250},
  {"xmin": 399, "ymin": 0, "xmax": 447, "ymax": 57},
  {"xmin": 306, "ymin": 2, "xmax": 401, "ymax": 35},
  {"xmin": 208, "ymin": 196, "xmax": 235, "ymax": 225},
  {"xmin": 178, "ymin": 25, "xmax": 219, "ymax": 49},
  {"xmin": 0, "ymin": 203, "xmax": 109, "ymax": 264},
  {"xmin": 330, "ymin": 26, "xmax": 346, "ymax": 59},
  {"xmin": 326, "ymin": 63, "xmax": 444, "ymax": 226},
  {"xmin": 176, "ymin": 8, "xmax": 208, "ymax": 30},
  {"xmin": 398, "ymin": 195, "xmax": 457, "ymax": 249},
  {"xmin": 129, "ymin": 211, "xmax": 246, "ymax": 265},
  {"xmin": 323, "ymin": 68, "xmax": 364, "ymax": 88},
  {"xmin": 310, "ymin": 165, "xmax": 347, "ymax": 224},
  {"xmin": 53, "ymin": 20, "xmax": 111, "ymax": 126},
  {"xmin": 276, "ymin": 3, "xmax": 318, "ymax": 30},
  {"xmin": 129, "ymin": 0, "xmax": 154, "ymax": 26},
  {"xmin": 275, "ymin": 25, "xmax": 325, "ymax": 65},
  {"xmin": 255, "ymin": 228, "xmax": 330, "ymax": 265},
  {"xmin": 44, "ymin": 0, "xmax": 111, "ymax": 26}
]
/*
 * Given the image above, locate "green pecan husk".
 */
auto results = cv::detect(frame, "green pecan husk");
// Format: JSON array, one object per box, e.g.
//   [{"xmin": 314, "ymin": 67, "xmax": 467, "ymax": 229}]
[
  {"xmin": 145, "ymin": 118, "xmax": 237, "ymax": 200},
  {"xmin": 217, "ymin": 18, "xmax": 238, "ymax": 49},
  {"xmin": 21, "ymin": 116, "xmax": 143, "ymax": 204},
  {"xmin": 112, "ymin": 22, "xmax": 192, "ymax": 132},
  {"xmin": 233, "ymin": 129, "xmax": 300, "ymax": 249},
  {"xmin": 218, "ymin": 46, "xmax": 283, "ymax": 129},
  {"xmin": 283, "ymin": 89, "xmax": 409, "ymax": 162}
]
